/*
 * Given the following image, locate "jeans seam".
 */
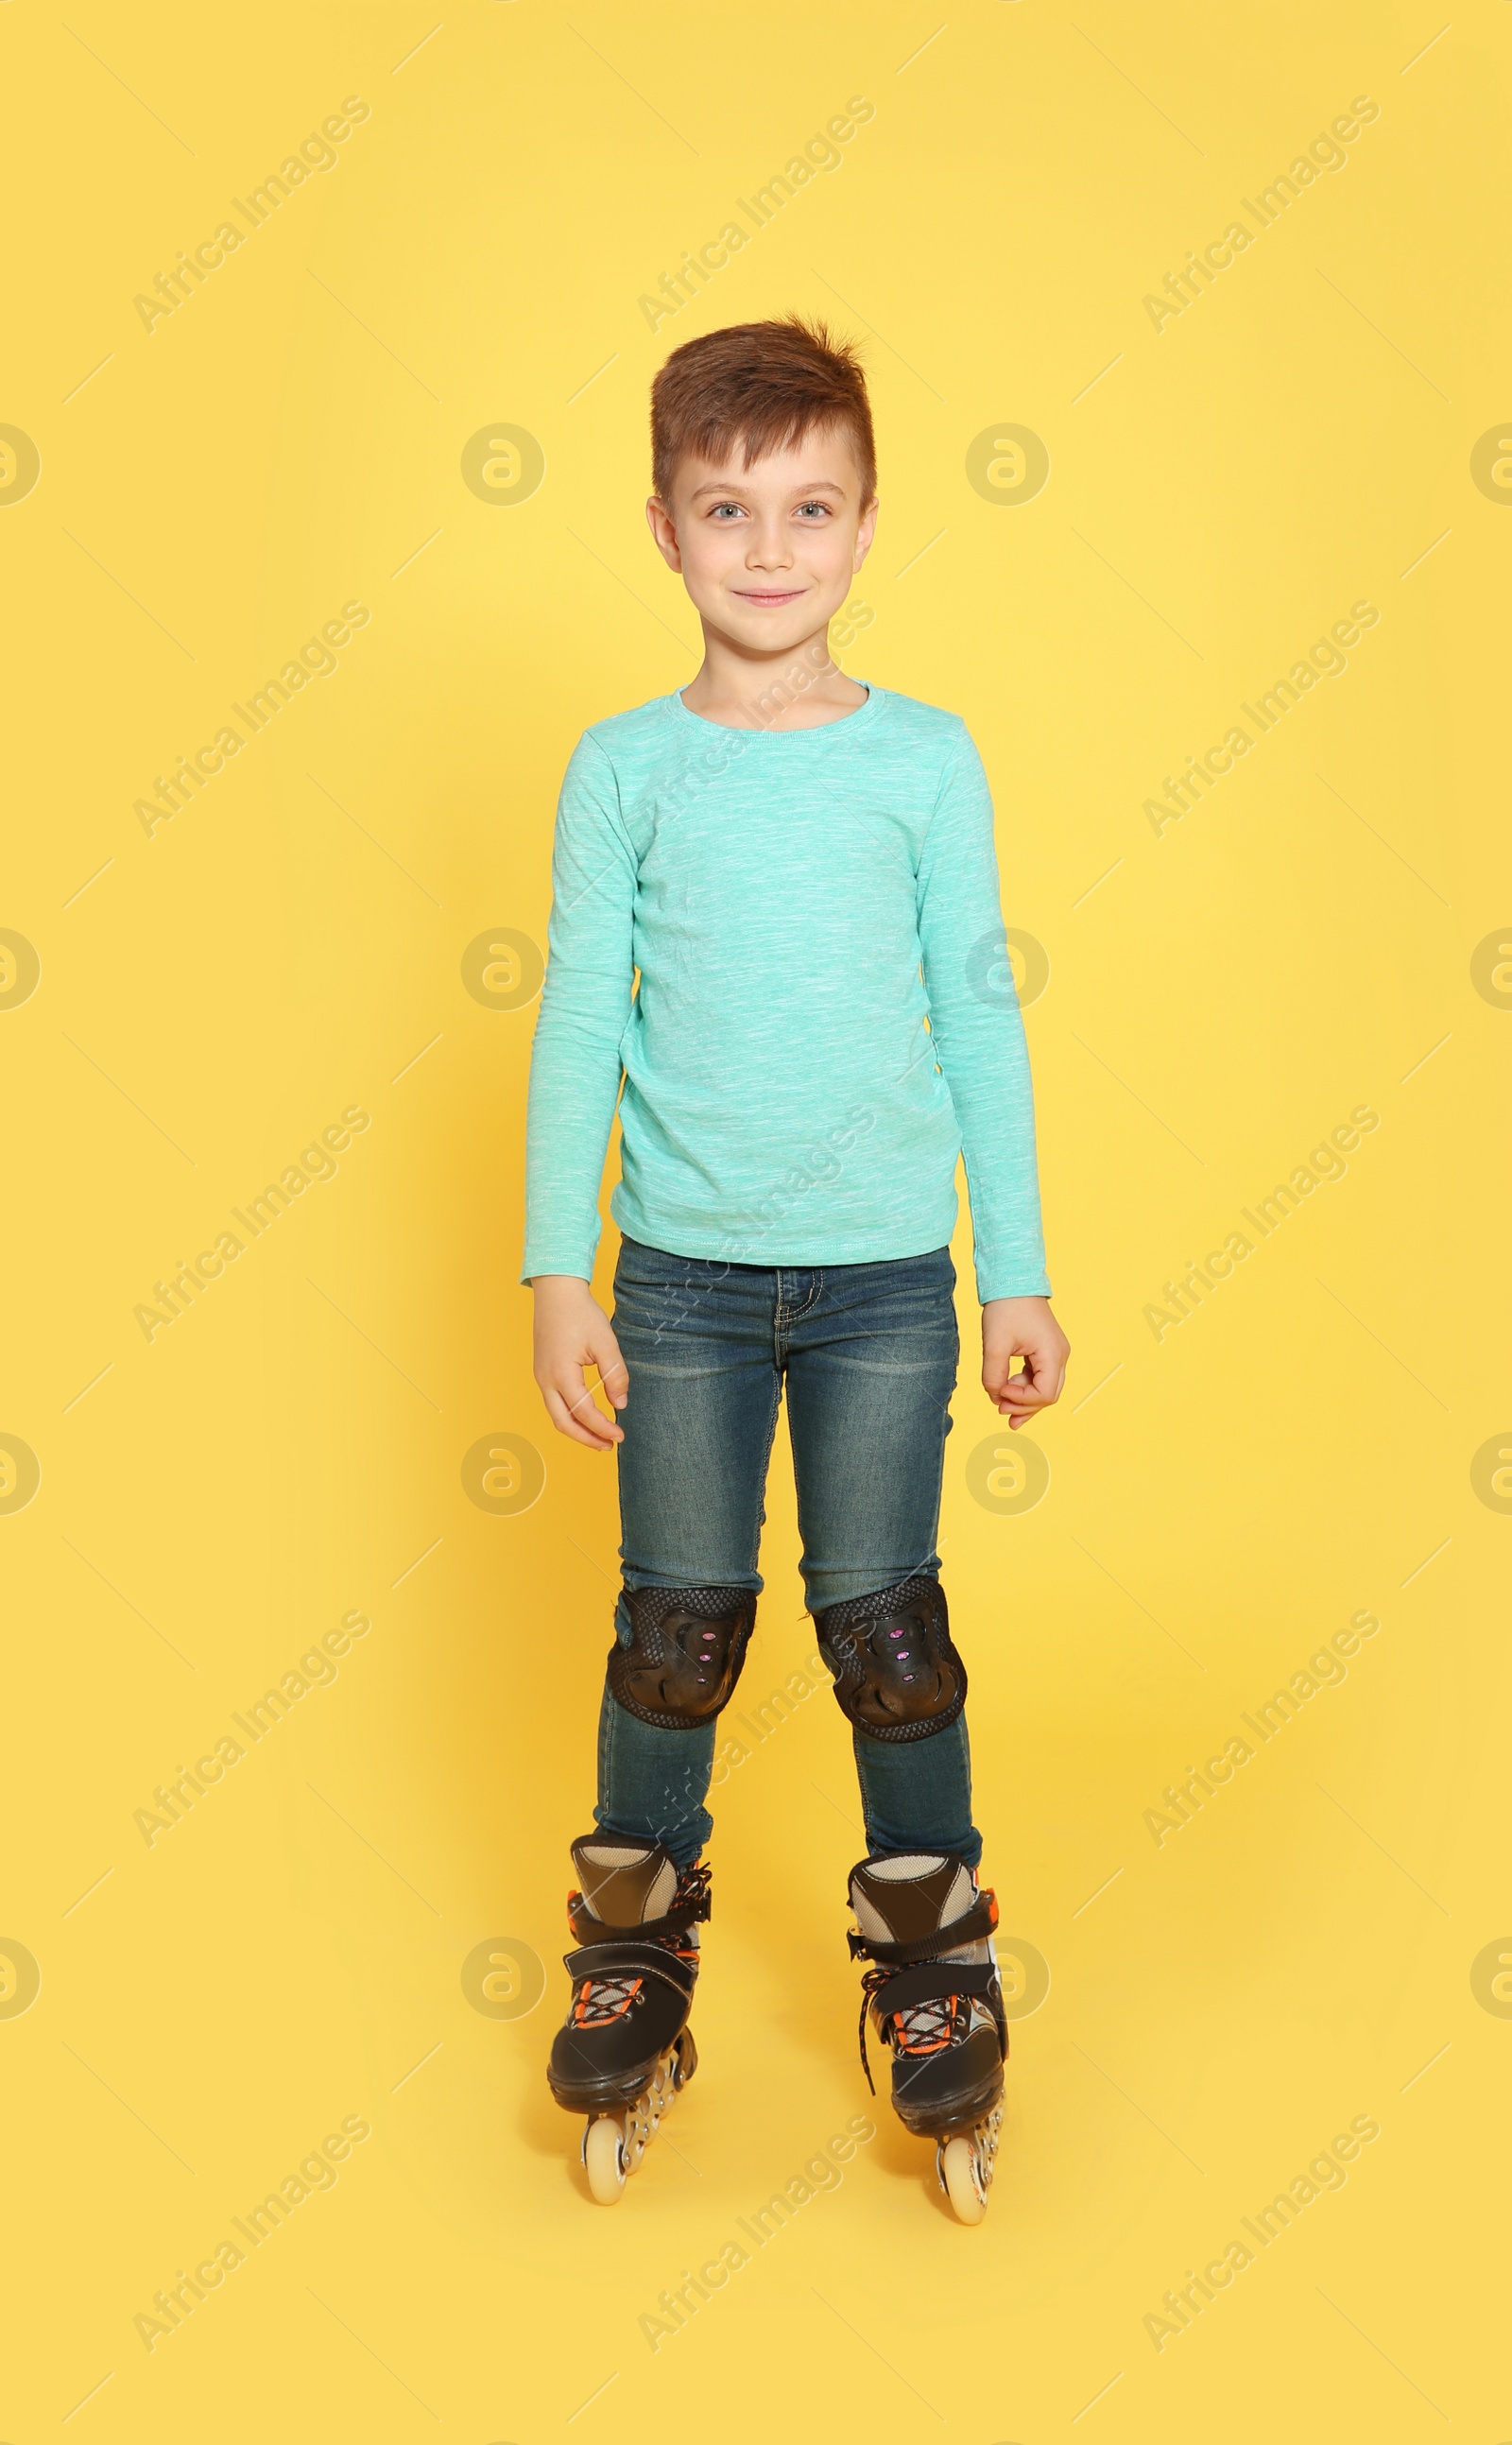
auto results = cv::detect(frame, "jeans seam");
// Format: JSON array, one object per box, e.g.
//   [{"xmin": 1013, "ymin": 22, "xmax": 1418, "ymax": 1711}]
[
  {"xmin": 775, "ymin": 1266, "xmax": 825, "ymax": 1336},
  {"xmin": 749, "ymin": 1369, "xmax": 783, "ymax": 1577}
]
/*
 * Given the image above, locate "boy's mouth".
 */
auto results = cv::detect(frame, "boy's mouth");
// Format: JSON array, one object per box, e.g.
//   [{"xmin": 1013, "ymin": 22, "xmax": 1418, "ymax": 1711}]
[{"xmin": 732, "ymin": 587, "xmax": 805, "ymax": 606}]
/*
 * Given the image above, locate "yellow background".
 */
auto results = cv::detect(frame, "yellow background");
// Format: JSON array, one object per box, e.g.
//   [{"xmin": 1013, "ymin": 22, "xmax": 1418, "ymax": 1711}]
[{"xmin": 3, "ymin": 1, "xmax": 1507, "ymax": 2436}]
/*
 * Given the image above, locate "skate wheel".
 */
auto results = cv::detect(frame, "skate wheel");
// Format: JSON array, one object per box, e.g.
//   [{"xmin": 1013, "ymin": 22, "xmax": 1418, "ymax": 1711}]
[
  {"xmin": 939, "ymin": 2134, "xmax": 988, "ymax": 2225},
  {"xmin": 584, "ymin": 2114, "xmax": 627, "ymax": 2204}
]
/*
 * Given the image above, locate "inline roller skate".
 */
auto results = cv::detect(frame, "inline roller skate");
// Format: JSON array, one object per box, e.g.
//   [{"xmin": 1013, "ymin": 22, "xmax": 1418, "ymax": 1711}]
[
  {"xmin": 847, "ymin": 1850, "xmax": 1006, "ymax": 2223},
  {"xmin": 547, "ymin": 1834, "xmax": 708, "ymax": 2203}
]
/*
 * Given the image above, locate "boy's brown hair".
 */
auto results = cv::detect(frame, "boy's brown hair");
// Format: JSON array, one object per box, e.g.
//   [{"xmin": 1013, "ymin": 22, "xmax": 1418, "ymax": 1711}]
[{"xmin": 650, "ymin": 315, "xmax": 876, "ymax": 508}]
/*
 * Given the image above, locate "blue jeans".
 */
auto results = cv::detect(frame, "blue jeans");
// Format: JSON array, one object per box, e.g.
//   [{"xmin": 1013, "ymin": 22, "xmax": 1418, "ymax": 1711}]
[{"xmin": 594, "ymin": 1236, "xmax": 980, "ymax": 1870}]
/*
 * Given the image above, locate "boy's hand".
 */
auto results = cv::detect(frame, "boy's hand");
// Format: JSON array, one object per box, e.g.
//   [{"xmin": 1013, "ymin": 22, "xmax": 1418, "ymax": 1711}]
[
  {"xmin": 982, "ymin": 1296, "xmax": 1069, "ymax": 1429},
  {"xmin": 531, "ymin": 1274, "xmax": 628, "ymax": 1450}
]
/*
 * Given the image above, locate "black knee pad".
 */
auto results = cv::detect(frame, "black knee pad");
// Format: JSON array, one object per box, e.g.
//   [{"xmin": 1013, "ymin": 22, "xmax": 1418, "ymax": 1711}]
[
  {"xmin": 815, "ymin": 1575, "xmax": 966, "ymax": 1743},
  {"xmin": 608, "ymin": 1585, "xmax": 757, "ymax": 1730}
]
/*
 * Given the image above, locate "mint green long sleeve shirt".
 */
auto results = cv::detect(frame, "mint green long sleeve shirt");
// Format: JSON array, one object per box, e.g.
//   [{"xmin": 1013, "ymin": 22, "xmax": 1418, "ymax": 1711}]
[{"xmin": 521, "ymin": 680, "xmax": 1050, "ymax": 1303}]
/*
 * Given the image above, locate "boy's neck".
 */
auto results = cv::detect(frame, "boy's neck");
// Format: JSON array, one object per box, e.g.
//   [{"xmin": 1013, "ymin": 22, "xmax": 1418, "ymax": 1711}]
[{"xmin": 679, "ymin": 620, "xmax": 868, "ymax": 732}]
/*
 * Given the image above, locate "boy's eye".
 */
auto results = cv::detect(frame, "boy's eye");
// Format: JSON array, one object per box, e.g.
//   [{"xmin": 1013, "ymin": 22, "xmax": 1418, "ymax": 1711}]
[
  {"xmin": 709, "ymin": 502, "xmax": 745, "ymax": 519},
  {"xmin": 795, "ymin": 501, "xmax": 832, "ymax": 519}
]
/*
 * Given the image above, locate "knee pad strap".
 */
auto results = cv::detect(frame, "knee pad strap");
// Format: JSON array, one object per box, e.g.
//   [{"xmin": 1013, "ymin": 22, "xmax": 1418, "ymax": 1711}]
[
  {"xmin": 608, "ymin": 1584, "xmax": 756, "ymax": 1730},
  {"xmin": 816, "ymin": 1575, "xmax": 967, "ymax": 1743}
]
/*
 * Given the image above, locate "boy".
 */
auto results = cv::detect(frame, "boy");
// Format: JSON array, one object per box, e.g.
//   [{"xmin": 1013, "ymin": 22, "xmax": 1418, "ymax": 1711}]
[{"xmin": 523, "ymin": 317, "xmax": 1068, "ymax": 2219}]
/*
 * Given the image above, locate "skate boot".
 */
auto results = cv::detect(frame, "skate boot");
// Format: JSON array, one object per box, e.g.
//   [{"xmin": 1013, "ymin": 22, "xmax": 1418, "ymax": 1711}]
[
  {"xmin": 847, "ymin": 1851, "xmax": 1006, "ymax": 2224},
  {"xmin": 547, "ymin": 1834, "xmax": 709, "ymax": 2204}
]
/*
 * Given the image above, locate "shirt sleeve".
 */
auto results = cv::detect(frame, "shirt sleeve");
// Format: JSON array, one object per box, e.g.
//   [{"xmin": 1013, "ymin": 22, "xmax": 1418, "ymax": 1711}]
[
  {"xmin": 521, "ymin": 734, "xmax": 636, "ymax": 1282},
  {"xmin": 916, "ymin": 727, "xmax": 1052, "ymax": 1302}
]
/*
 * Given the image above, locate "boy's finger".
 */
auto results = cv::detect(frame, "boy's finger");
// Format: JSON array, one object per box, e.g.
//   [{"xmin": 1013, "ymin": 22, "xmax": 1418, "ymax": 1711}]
[
  {"xmin": 989, "ymin": 1369, "xmax": 1064, "ymax": 1416},
  {"xmin": 986, "ymin": 1362, "xmax": 1050, "ymax": 1400},
  {"xmin": 1019, "ymin": 1345, "xmax": 1068, "ymax": 1403},
  {"xmin": 594, "ymin": 1349, "xmax": 630, "ymax": 1403},
  {"xmin": 542, "ymin": 1399, "xmax": 608, "ymax": 1451},
  {"xmin": 545, "ymin": 1379, "xmax": 622, "ymax": 1446},
  {"xmin": 995, "ymin": 1386, "xmax": 1052, "ymax": 1413},
  {"xmin": 1015, "ymin": 1369, "xmax": 1063, "ymax": 1407},
  {"xmin": 1017, "ymin": 1335, "xmax": 1062, "ymax": 1372},
  {"xmin": 542, "ymin": 1388, "xmax": 605, "ymax": 1445},
  {"xmin": 565, "ymin": 1361, "xmax": 626, "ymax": 1421}
]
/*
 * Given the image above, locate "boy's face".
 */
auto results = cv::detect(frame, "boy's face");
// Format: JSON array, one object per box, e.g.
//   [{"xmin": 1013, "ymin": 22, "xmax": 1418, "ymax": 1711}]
[{"xmin": 646, "ymin": 426, "xmax": 877, "ymax": 654}]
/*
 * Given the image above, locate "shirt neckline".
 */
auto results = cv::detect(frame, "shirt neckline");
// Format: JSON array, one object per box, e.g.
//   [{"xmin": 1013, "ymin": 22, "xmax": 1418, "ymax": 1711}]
[{"xmin": 669, "ymin": 678, "xmax": 882, "ymax": 742}]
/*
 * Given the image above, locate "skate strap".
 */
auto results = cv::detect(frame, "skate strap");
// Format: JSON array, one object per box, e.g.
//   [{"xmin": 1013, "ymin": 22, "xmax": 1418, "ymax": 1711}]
[
  {"xmin": 563, "ymin": 1940, "xmax": 697, "ymax": 2001},
  {"xmin": 856, "ymin": 1961, "xmax": 999, "ymax": 2093},
  {"xmin": 846, "ymin": 1887, "xmax": 998, "ymax": 1967},
  {"xmin": 567, "ymin": 1895, "xmax": 709, "ymax": 1948},
  {"xmin": 867, "ymin": 1961, "xmax": 999, "ymax": 2019}
]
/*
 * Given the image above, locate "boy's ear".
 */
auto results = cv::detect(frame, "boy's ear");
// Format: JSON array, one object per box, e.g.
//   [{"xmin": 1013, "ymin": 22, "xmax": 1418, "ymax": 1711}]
[
  {"xmin": 646, "ymin": 494, "xmax": 682, "ymax": 570},
  {"xmin": 852, "ymin": 493, "xmax": 879, "ymax": 570}
]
